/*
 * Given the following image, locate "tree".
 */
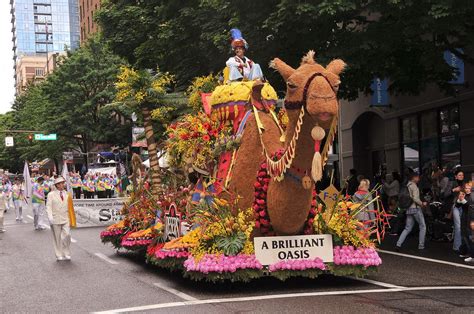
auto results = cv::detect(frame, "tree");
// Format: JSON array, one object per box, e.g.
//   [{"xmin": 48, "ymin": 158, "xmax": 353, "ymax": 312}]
[
  {"xmin": 114, "ymin": 66, "xmax": 174, "ymax": 194},
  {"xmin": 40, "ymin": 36, "xmax": 132, "ymax": 167},
  {"xmin": 96, "ymin": 0, "xmax": 474, "ymax": 98}
]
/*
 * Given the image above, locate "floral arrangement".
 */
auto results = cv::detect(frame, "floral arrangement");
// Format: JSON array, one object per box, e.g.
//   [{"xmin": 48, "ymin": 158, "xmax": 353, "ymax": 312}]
[
  {"xmin": 186, "ymin": 73, "xmax": 220, "ymax": 112},
  {"xmin": 333, "ymin": 246, "xmax": 382, "ymax": 267},
  {"xmin": 211, "ymin": 134, "xmax": 242, "ymax": 158},
  {"xmin": 121, "ymin": 223, "xmax": 163, "ymax": 250},
  {"xmin": 184, "ymin": 253, "xmax": 262, "ymax": 273},
  {"xmin": 100, "ymin": 220, "xmax": 128, "ymax": 249},
  {"xmin": 268, "ymin": 257, "xmax": 326, "ymax": 272},
  {"xmin": 188, "ymin": 198, "xmax": 255, "ymax": 260},
  {"xmin": 166, "ymin": 113, "xmax": 231, "ymax": 170}
]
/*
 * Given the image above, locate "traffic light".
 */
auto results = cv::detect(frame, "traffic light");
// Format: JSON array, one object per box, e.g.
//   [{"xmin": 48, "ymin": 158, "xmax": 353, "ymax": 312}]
[{"xmin": 28, "ymin": 134, "xmax": 33, "ymax": 143}]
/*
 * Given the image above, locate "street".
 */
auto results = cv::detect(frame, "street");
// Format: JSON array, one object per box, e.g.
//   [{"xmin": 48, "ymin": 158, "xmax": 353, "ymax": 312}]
[{"xmin": 1, "ymin": 204, "xmax": 473, "ymax": 313}]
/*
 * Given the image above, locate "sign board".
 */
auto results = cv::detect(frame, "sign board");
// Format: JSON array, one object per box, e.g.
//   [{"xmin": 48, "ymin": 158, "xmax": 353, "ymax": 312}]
[
  {"xmin": 370, "ymin": 77, "xmax": 389, "ymax": 106},
  {"xmin": 5, "ymin": 136, "xmax": 14, "ymax": 147},
  {"xmin": 163, "ymin": 203, "xmax": 182, "ymax": 241},
  {"xmin": 131, "ymin": 127, "xmax": 147, "ymax": 148},
  {"xmin": 254, "ymin": 234, "xmax": 333, "ymax": 265},
  {"xmin": 73, "ymin": 198, "xmax": 125, "ymax": 227},
  {"xmin": 444, "ymin": 49, "xmax": 465, "ymax": 84},
  {"xmin": 34, "ymin": 133, "xmax": 57, "ymax": 141},
  {"xmin": 318, "ymin": 184, "xmax": 340, "ymax": 209}
]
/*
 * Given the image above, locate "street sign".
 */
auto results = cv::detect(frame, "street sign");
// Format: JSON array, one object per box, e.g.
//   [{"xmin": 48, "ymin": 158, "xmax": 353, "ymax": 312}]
[
  {"xmin": 370, "ymin": 77, "xmax": 389, "ymax": 106},
  {"xmin": 5, "ymin": 136, "xmax": 14, "ymax": 147},
  {"xmin": 34, "ymin": 133, "xmax": 57, "ymax": 141},
  {"xmin": 444, "ymin": 49, "xmax": 465, "ymax": 84}
]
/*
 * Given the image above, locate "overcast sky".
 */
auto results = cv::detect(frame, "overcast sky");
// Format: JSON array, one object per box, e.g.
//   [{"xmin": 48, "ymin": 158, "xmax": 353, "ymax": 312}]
[{"xmin": 0, "ymin": 1, "xmax": 16, "ymax": 114}]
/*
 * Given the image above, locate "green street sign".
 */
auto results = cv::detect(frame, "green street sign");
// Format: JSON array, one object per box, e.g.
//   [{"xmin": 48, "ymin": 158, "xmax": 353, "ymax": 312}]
[{"xmin": 34, "ymin": 134, "xmax": 57, "ymax": 141}]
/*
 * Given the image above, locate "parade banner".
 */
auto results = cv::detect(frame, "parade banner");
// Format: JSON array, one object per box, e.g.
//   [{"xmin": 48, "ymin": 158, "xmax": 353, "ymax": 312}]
[
  {"xmin": 73, "ymin": 198, "xmax": 125, "ymax": 227},
  {"xmin": 254, "ymin": 234, "xmax": 334, "ymax": 265}
]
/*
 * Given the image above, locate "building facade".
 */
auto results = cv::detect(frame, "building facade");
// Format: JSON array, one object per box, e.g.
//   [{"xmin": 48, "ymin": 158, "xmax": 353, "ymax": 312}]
[
  {"xmin": 15, "ymin": 52, "xmax": 63, "ymax": 93},
  {"xmin": 339, "ymin": 60, "xmax": 474, "ymax": 182},
  {"xmin": 79, "ymin": 0, "xmax": 100, "ymax": 43},
  {"xmin": 11, "ymin": 0, "xmax": 80, "ymax": 92}
]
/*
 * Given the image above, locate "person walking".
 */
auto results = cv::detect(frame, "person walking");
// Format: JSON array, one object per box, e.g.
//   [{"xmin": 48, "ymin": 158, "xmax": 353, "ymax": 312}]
[
  {"xmin": 396, "ymin": 173, "xmax": 428, "ymax": 250},
  {"xmin": 450, "ymin": 169, "xmax": 465, "ymax": 252},
  {"xmin": 32, "ymin": 176, "xmax": 49, "ymax": 230},
  {"xmin": 0, "ymin": 187, "xmax": 7, "ymax": 232},
  {"xmin": 46, "ymin": 177, "xmax": 72, "ymax": 261},
  {"xmin": 11, "ymin": 177, "xmax": 24, "ymax": 222}
]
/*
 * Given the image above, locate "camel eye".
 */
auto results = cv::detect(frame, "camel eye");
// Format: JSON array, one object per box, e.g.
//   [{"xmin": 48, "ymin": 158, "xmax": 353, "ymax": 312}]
[{"xmin": 287, "ymin": 81, "xmax": 297, "ymax": 89}]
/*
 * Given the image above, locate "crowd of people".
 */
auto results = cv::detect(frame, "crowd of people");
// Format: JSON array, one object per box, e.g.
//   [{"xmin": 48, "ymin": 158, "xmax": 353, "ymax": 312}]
[
  {"xmin": 345, "ymin": 167, "xmax": 474, "ymax": 264},
  {"xmin": 0, "ymin": 171, "xmax": 126, "ymax": 233}
]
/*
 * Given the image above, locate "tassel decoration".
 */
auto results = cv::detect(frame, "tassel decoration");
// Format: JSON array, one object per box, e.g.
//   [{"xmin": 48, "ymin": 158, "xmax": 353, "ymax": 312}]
[{"xmin": 311, "ymin": 126, "xmax": 325, "ymax": 182}]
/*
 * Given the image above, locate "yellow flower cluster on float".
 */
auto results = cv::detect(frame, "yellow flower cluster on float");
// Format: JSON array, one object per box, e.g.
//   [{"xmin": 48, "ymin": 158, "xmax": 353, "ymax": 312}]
[{"xmin": 186, "ymin": 74, "xmax": 220, "ymax": 112}]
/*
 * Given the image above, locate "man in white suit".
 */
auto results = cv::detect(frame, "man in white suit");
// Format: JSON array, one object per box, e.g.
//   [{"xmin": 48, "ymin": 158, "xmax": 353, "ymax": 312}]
[{"xmin": 46, "ymin": 177, "xmax": 72, "ymax": 261}]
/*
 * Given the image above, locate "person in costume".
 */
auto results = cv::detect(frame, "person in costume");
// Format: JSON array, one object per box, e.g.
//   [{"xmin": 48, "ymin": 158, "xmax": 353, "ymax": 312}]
[
  {"xmin": 226, "ymin": 29, "xmax": 264, "ymax": 82},
  {"xmin": 12, "ymin": 177, "xmax": 24, "ymax": 222},
  {"xmin": 96, "ymin": 174, "xmax": 106, "ymax": 198},
  {"xmin": 104, "ymin": 174, "xmax": 113, "ymax": 198},
  {"xmin": 32, "ymin": 176, "xmax": 49, "ymax": 230},
  {"xmin": 71, "ymin": 172, "xmax": 82, "ymax": 199},
  {"xmin": 46, "ymin": 177, "xmax": 72, "ymax": 261}
]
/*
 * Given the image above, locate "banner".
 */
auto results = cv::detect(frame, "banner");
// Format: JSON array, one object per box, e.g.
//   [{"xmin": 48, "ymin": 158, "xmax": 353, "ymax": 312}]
[
  {"xmin": 370, "ymin": 77, "xmax": 389, "ymax": 106},
  {"xmin": 254, "ymin": 234, "xmax": 333, "ymax": 265},
  {"xmin": 444, "ymin": 49, "xmax": 465, "ymax": 84},
  {"xmin": 73, "ymin": 198, "xmax": 125, "ymax": 227}
]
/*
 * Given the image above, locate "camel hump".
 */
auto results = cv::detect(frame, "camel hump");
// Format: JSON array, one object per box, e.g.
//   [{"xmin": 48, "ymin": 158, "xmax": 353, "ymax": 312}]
[{"xmin": 210, "ymin": 81, "xmax": 277, "ymax": 106}]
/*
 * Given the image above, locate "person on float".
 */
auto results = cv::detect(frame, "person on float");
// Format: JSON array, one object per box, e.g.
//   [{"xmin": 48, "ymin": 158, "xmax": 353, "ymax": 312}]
[
  {"xmin": 226, "ymin": 29, "xmax": 264, "ymax": 82},
  {"xmin": 31, "ymin": 176, "xmax": 48, "ymax": 230},
  {"xmin": 12, "ymin": 177, "xmax": 24, "ymax": 222},
  {"xmin": 46, "ymin": 177, "xmax": 72, "ymax": 261}
]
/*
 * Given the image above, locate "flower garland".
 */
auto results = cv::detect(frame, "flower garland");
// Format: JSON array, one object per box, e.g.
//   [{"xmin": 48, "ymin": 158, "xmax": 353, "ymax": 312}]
[
  {"xmin": 184, "ymin": 254, "xmax": 262, "ymax": 273},
  {"xmin": 268, "ymin": 257, "xmax": 326, "ymax": 272}
]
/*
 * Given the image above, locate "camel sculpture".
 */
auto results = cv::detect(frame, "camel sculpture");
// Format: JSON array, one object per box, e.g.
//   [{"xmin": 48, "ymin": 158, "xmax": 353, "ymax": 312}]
[{"xmin": 229, "ymin": 51, "xmax": 346, "ymax": 235}]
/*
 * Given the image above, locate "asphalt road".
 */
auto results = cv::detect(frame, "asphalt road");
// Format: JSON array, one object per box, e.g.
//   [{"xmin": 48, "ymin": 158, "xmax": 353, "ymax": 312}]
[{"xmin": 1, "ymin": 204, "xmax": 473, "ymax": 313}]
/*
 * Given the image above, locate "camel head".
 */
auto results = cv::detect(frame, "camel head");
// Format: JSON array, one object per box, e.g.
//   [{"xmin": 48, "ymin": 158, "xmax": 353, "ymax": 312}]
[{"xmin": 270, "ymin": 51, "xmax": 346, "ymax": 128}]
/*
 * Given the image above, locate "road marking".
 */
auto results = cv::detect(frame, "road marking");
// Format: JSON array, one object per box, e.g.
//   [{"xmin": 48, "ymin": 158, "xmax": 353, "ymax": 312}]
[
  {"xmin": 349, "ymin": 277, "xmax": 405, "ymax": 289},
  {"xmin": 94, "ymin": 286, "xmax": 474, "ymax": 313},
  {"xmin": 27, "ymin": 215, "xmax": 33, "ymax": 220},
  {"xmin": 153, "ymin": 282, "xmax": 198, "ymax": 301},
  {"xmin": 71, "ymin": 238, "xmax": 77, "ymax": 243},
  {"xmin": 378, "ymin": 249, "xmax": 474, "ymax": 270},
  {"xmin": 94, "ymin": 253, "xmax": 119, "ymax": 265}
]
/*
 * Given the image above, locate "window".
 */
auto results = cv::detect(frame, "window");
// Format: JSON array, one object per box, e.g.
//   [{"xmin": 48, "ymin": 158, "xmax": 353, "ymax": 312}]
[
  {"xmin": 35, "ymin": 68, "xmax": 44, "ymax": 77},
  {"xmin": 401, "ymin": 104, "xmax": 460, "ymax": 172}
]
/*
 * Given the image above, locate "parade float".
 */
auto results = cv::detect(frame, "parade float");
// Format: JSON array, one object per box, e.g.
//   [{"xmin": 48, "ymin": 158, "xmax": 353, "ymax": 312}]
[{"xmin": 101, "ymin": 48, "xmax": 390, "ymax": 282}]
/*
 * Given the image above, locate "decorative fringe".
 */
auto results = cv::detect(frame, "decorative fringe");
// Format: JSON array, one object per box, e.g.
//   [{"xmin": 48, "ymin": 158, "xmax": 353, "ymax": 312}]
[{"xmin": 311, "ymin": 152, "xmax": 323, "ymax": 182}]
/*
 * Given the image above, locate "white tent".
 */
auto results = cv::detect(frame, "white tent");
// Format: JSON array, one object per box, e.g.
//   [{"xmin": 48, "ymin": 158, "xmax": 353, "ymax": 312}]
[{"xmin": 142, "ymin": 152, "xmax": 169, "ymax": 169}]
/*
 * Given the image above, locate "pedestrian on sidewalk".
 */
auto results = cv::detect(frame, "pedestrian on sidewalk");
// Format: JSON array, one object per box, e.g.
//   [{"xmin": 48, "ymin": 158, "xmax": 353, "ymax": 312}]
[
  {"xmin": 12, "ymin": 177, "xmax": 24, "ymax": 222},
  {"xmin": 46, "ymin": 177, "xmax": 72, "ymax": 261},
  {"xmin": 0, "ymin": 187, "xmax": 7, "ymax": 232},
  {"xmin": 396, "ymin": 173, "xmax": 428, "ymax": 250}
]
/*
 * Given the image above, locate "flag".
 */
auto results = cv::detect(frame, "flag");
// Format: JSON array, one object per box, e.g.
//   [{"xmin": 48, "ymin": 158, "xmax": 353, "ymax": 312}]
[
  {"xmin": 61, "ymin": 160, "xmax": 72, "ymax": 193},
  {"xmin": 23, "ymin": 161, "xmax": 32, "ymax": 200}
]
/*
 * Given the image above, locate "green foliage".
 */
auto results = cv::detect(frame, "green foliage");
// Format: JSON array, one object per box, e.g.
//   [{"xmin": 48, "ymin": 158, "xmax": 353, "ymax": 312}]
[
  {"xmin": 270, "ymin": 268, "xmax": 324, "ymax": 281},
  {"xmin": 97, "ymin": 0, "xmax": 474, "ymax": 99},
  {"xmin": 183, "ymin": 269, "xmax": 263, "ymax": 283},
  {"xmin": 215, "ymin": 231, "xmax": 246, "ymax": 256}
]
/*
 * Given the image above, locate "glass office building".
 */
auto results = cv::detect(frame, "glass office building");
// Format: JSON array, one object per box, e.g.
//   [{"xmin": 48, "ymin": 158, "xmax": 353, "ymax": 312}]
[{"xmin": 11, "ymin": 0, "xmax": 80, "ymax": 72}]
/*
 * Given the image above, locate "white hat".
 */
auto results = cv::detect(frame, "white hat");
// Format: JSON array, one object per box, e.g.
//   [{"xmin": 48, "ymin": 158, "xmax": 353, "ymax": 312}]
[{"xmin": 54, "ymin": 177, "xmax": 66, "ymax": 185}]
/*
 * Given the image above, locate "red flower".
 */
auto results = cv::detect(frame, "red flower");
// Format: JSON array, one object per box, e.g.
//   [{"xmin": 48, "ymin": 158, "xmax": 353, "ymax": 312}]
[
  {"xmin": 180, "ymin": 134, "xmax": 190, "ymax": 140},
  {"xmin": 202, "ymin": 134, "xmax": 211, "ymax": 141},
  {"xmin": 203, "ymin": 123, "xmax": 211, "ymax": 130}
]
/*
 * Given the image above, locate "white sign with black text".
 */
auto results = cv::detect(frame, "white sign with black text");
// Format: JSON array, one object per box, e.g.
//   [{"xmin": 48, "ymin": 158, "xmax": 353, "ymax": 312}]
[
  {"xmin": 254, "ymin": 234, "xmax": 333, "ymax": 265},
  {"xmin": 73, "ymin": 198, "xmax": 125, "ymax": 227}
]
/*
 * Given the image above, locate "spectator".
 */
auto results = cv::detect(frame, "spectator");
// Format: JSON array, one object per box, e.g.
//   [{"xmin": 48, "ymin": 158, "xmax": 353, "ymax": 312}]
[
  {"xmin": 460, "ymin": 183, "xmax": 474, "ymax": 262},
  {"xmin": 0, "ymin": 187, "xmax": 6, "ymax": 232},
  {"xmin": 383, "ymin": 173, "xmax": 400, "ymax": 205},
  {"xmin": 353, "ymin": 179, "xmax": 375, "ymax": 223},
  {"xmin": 346, "ymin": 169, "xmax": 359, "ymax": 196},
  {"xmin": 450, "ymin": 169, "xmax": 465, "ymax": 253},
  {"xmin": 396, "ymin": 173, "xmax": 427, "ymax": 250}
]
